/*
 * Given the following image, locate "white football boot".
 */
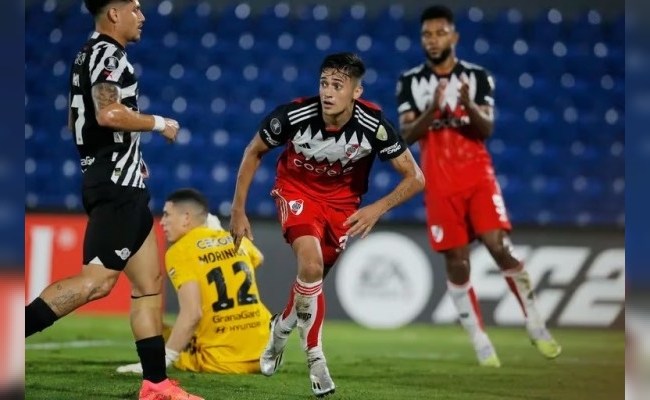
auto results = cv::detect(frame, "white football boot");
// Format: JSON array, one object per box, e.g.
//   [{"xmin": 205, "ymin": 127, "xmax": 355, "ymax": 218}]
[
  {"xmin": 473, "ymin": 332, "xmax": 501, "ymax": 367},
  {"xmin": 309, "ymin": 358, "xmax": 336, "ymax": 397},
  {"xmin": 260, "ymin": 314, "xmax": 289, "ymax": 376}
]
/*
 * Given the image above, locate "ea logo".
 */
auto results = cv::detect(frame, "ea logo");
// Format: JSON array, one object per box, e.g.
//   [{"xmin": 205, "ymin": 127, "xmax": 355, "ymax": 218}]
[{"xmin": 335, "ymin": 232, "xmax": 433, "ymax": 329}]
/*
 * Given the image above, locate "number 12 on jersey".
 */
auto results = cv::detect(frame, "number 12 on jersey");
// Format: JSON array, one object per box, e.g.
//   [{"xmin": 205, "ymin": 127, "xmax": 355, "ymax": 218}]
[{"xmin": 207, "ymin": 261, "xmax": 259, "ymax": 312}]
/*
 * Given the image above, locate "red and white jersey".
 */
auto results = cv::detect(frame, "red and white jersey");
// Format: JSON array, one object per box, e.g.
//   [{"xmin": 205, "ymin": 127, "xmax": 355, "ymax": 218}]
[
  {"xmin": 258, "ymin": 96, "xmax": 407, "ymax": 206},
  {"xmin": 397, "ymin": 60, "xmax": 496, "ymax": 196}
]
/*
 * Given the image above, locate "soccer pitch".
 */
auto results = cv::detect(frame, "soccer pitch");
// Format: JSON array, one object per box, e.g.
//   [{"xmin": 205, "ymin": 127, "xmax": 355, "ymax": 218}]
[{"xmin": 26, "ymin": 315, "xmax": 624, "ymax": 400}]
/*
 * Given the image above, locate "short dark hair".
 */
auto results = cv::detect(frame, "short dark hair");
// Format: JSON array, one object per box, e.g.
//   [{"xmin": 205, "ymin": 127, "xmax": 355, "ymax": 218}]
[
  {"xmin": 320, "ymin": 52, "xmax": 366, "ymax": 81},
  {"xmin": 166, "ymin": 188, "xmax": 209, "ymax": 215},
  {"xmin": 420, "ymin": 5, "xmax": 455, "ymax": 25},
  {"xmin": 84, "ymin": 0, "xmax": 132, "ymax": 18}
]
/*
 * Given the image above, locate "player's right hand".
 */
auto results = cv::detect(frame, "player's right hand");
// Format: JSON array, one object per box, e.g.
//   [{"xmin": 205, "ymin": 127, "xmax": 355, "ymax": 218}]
[
  {"xmin": 229, "ymin": 211, "xmax": 253, "ymax": 252},
  {"xmin": 160, "ymin": 118, "xmax": 180, "ymax": 143},
  {"xmin": 433, "ymin": 78, "xmax": 448, "ymax": 111}
]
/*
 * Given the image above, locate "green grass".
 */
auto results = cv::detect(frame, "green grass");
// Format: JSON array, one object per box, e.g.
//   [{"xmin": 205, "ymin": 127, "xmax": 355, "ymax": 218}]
[{"xmin": 26, "ymin": 315, "xmax": 624, "ymax": 400}]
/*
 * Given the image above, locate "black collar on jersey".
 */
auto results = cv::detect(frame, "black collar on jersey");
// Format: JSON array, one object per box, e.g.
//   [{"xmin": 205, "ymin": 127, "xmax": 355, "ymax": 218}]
[
  {"xmin": 426, "ymin": 58, "xmax": 463, "ymax": 78},
  {"xmin": 90, "ymin": 31, "xmax": 126, "ymax": 51}
]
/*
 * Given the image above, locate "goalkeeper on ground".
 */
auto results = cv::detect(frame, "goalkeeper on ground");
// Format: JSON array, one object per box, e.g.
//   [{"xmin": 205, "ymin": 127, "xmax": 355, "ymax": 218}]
[{"xmin": 118, "ymin": 188, "xmax": 271, "ymax": 374}]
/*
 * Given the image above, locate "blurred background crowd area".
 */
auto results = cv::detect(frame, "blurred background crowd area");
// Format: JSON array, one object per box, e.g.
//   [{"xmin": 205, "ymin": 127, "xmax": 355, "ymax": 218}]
[{"xmin": 25, "ymin": 0, "xmax": 623, "ymax": 228}]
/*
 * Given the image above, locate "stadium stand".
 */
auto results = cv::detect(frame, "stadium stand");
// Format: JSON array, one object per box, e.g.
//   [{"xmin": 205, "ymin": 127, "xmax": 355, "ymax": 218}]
[{"xmin": 25, "ymin": 2, "xmax": 624, "ymax": 226}]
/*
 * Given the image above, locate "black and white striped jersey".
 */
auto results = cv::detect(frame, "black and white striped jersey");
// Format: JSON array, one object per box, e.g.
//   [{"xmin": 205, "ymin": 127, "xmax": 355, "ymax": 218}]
[{"xmin": 69, "ymin": 31, "xmax": 145, "ymax": 188}]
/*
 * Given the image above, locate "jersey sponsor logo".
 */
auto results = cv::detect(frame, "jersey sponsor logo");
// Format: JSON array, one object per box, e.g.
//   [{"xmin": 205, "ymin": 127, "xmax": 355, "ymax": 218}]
[
  {"xmin": 74, "ymin": 52, "xmax": 86, "ymax": 65},
  {"xmin": 228, "ymin": 320, "xmax": 262, "ymax": 331},
  {"xmin": 336, "ymin": 232, "xmax": 433, "ymax": 328},
  {"xmin": 430, "ymin": 115, "xmax": 471, "ymax": 131},
  {"xmin": 379, "ymin": 142, "xmax": 402, "ymax": 155},
  {"xmin": 80, "ymin": 156, "xmax": 95, "ymax": 167},
  {"xmin": 270, "ymin": 118, "xmax": 282, "ymax": 135},
  {"xmin": 196, "ymin": 236, "xmax": 235, "ymax": 250},
  {"xmin": 432, "ymin": 245, "xmax": 625, "ymax": 327},
  {"xmin": 288, "ymin": 199, "xmax": 304, "ymax": 215},
  {"xmin": 262, "ymin": 129, "xmax": 280, "ymax": 146},
  {"xmin": 212, "ymin": 309, "xmax": 261, "ymax": 324},
  {"xmin": 114, "ymin": 247, "xmax": 131, "ymax": 260},
  {"xmin": 292, "ymin": 158, "xmax": 354, "ymax": 176}
]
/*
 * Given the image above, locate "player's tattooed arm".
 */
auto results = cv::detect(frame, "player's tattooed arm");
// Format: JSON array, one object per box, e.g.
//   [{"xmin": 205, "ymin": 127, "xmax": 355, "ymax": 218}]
[
  {"xmin": 91, "ymin": 82, "xmax": 121, "ymax": 111},
  {"xmin": 90, "ymin": 83, "xmax": 161, "ymax": 132},
  {"xmin": 383, "ymin": 150, "xmax": 425, "ymax": 210}
]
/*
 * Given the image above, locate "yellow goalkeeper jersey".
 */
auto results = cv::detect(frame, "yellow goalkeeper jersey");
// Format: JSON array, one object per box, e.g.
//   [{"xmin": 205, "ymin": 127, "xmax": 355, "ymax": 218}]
[{"xmin": 165, "ymin": 226, "xmax": 271, "ymax": 369}]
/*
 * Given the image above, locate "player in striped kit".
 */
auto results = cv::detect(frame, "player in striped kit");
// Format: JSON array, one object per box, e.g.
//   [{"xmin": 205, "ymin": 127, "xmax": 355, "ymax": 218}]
[{"xmin": 24, "ymin": 1, "xmax": 202, "ymax": 399}]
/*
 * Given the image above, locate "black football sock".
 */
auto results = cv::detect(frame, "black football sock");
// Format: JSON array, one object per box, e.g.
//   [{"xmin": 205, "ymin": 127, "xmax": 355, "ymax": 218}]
[
  {"xmin": 25, "ymin": 297, "xmax": 59, "ymax": 337},
  {"xmin": 136, "ymin": 335, "xmax": 167, "ymax": 383}
]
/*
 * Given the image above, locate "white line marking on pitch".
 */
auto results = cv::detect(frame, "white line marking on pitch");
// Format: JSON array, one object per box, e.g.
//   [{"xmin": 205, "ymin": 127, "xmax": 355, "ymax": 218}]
[{"xmin": 26, "ymin": 340, "xmax": 131, "ymax": 350}]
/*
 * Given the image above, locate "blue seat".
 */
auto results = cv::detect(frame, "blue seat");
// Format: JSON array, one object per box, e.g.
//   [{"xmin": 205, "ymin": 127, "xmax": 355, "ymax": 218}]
[
  {"xmin": 23, "ymin": 5, "xmax": 626, "ymax": 224},
  {"xmin": 568, "ymin": 12, "xmax": 604, "ymax": 44}
]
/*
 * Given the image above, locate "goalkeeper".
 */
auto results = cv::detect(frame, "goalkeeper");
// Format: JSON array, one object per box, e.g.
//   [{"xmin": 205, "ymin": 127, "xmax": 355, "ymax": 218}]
[{"xmin": 118, "ymin": 188, "xmax": 271, "ymax": 374}]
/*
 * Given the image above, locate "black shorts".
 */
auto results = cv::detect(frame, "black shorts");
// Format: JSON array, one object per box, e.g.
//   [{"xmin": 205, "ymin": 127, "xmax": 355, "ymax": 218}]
[{"xmin": 82, "ymin": 185, "xmax": 153, "ymax": 271}]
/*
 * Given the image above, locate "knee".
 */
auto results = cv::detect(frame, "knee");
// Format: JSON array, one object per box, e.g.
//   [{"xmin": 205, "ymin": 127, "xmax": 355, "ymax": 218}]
[
  {"xmin": 131, "ymin": 271, "xmax": 163, "ymax": 297},
  {"xmin": 444, "ymin": 250, "xmax": 470, "ymax": 284},
  {"xmin": 82, "ymin": 273, "xmax": 118, "ymax": 301},
  {"xmin": 444, "ymin": 250, "xmax": 469, "ymax": 271},
  {"xmin": 298, "ymin": 258, "xmax": 324, "ymax": 283}
]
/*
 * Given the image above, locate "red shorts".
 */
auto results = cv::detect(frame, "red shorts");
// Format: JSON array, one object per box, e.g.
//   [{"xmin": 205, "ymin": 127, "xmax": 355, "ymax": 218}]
[
  {"xmin": 425, "ymin": 178, "xmax": 511, "ymax": 252},
  {"xmin": 271, "ymin": 188, "xmax": 354, "ymax": 266}
]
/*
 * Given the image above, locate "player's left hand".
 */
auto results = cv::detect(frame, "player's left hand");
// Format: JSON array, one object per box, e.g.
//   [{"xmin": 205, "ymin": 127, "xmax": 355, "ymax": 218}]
[
  {"xmin": 458, "ymin": 73, "xmax": 471, "ymax": 107},
  {"xmin": 344, "ymin": 203, "xmax": 385, "ymax": 239}
]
